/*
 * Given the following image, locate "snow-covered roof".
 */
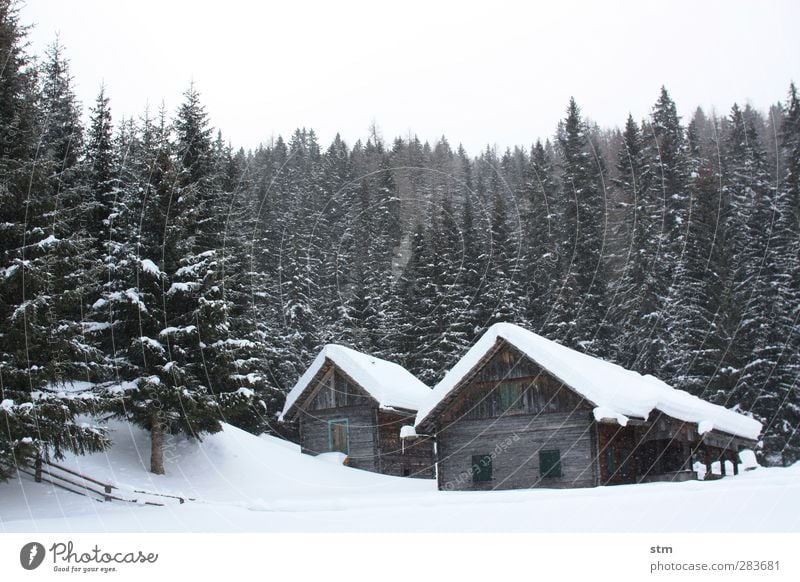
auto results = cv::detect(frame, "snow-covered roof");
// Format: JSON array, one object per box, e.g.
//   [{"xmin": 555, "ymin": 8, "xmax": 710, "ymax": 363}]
[
  {"xmin": 280, "ymin": 345, "xmax": 431, "ymax": 421},
  {"xmin": 415, "ymin": 323, "xmax": 762, "ymax": 441}
]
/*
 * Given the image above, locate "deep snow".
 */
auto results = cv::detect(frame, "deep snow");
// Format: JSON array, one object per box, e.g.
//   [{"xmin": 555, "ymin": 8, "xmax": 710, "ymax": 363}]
[{"xmin": 1, "ymin": 421, "xmax": 797, "ymax": 533}]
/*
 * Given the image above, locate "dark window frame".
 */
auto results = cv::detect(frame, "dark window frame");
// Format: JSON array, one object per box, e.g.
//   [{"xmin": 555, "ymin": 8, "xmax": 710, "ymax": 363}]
[
  {"xmin": 499, "ymin": 381, "xmax": 524, "ymax": 412},
  {"xmin": 539, "ymin": 449, "xmax": 562, "ymax": 478},
  {"xmin": 472, "ymin": 454, "xmax": 493, "ymax": 482}
]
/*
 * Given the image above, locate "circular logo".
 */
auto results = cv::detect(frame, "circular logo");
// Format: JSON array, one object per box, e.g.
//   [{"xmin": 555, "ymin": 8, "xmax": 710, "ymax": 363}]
[{"xmin": 19, "ymin": 542, "xmax": 46, "ymax": 570}]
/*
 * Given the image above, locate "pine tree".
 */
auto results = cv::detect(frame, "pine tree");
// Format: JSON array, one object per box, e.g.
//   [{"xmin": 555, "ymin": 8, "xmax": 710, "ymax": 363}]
[
  {"xmin": 643, "ymin": 88, "xmax": 691, "ymax": 376},
  {"xmin": 268, "ymin": 130, "xmax": 322, "ymax": 391},
  {"xmin": 0, "ymin": 5, "xmax": 107, "ymax": 480},
  {"xmin": 204, "ymin": 131, "xmax": 275, "ymax": 435},
  {"xmin": 100, "ymin": 93, "xmax": 225, "ymax": 474},
  {"xmin": 724, "ymin": 104, "xmax": 791, "ymax": 463},
  {"xmin": 340, "ymin": 179, "xmax": 378, "ymax": 351},
  {"xmin": 606, "ymin": 115, "xmax": 660, "ymax": 369},
  {"xmin": 753, "ymin": 84, "xmax": 800, "ymax": 464},
  {"xmin": 38, "ymin": 40, "xmax": 83, "ymax": 186},
  {"xmin": 718, "ymin": 106, "xmax": 771, "ymax": 396},
  {"xmin": 458, "ymin": 185, "xmax": 487, "ymax": 342},
  {"xmin": 396, "ymin": 220, "xmax": 442, "ymax": 384},
  {"xmin": 428, "ymin": 193, "xmax": 472, "ymax": 370},
  {"xmin": 523, "ymin": 140, "xmax": 560, "ymax": 331},
  {"xmin": 84, "ymin": 87, "xmax": 116, "ymax": 246},
  {"xmin": 316, "ymin": 133, "xmax": 355, "ymax": 345},
  {"xmin": 483, "ymin": 183, "xmax": 523, "ymax": 327},
  {"xmin": 545, "ymin": 98, "xmax": 608, "ymax": 354},
  {"xmin": 35, "ymin": 39, "xmax": 107, "ymax": 386},
  {"xmin": 661, "ymin": 119, "xmax": 726, "ymax": 396}
]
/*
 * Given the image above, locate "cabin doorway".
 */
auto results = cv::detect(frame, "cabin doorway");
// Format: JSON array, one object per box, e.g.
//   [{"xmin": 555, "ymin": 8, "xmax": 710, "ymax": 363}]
[
  {"xmin": 328, "ymin": 419, "xmax": 350, "ymax": 454},
  {"xmin": 598, "ymin": 424, "xmax": 637, "ymax": 485}
]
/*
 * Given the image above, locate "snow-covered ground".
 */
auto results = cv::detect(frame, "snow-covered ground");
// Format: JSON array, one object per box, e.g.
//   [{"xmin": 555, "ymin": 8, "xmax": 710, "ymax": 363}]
[{"xmin": 1, "ymin": 421, "xmax": 798, "ymax": 533}]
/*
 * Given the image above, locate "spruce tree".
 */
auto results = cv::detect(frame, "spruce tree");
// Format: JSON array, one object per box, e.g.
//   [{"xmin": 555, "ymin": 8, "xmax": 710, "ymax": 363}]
[
  {"xmin": 755, "ymin": 84, "xmax": 800, "ymax": 464},
  {"xmin": 523, "ymin": 140, "xmax": 560, "ymax": 331},
  {"xmin": 0, "ymin": 6, "xmax": 107, "ymax": 480},
  {"xmin": 101, "ymin": 94, "xmax": 223, "ymax": 474},
  {"xmin": 606, "ymin": 115, "xmax": 660, "ymax": 369},
  {"xmin": 645, "ymin": 87, "xmax": 691, "ymax": 377},
  {"xmin": 458, "ymin": 186, "xmax": 487, "ymax": 341},
  {"xmin": 661, "ymin": 120, "xmax": 726, "ymax": 396},
  {"xmin": 429, "ymin": 193, "xmax": 472, "ymax": 369},
  {"xmin": 545, "ymin": 98, "xmax": 608, "ymax": 354},
  {"xmin": 725, "ymin": 104, "xmax": 790, "ymax": 463},
  {"xmin": 395, "ymin": 218, "xmax": 443, "ymax": 384}
]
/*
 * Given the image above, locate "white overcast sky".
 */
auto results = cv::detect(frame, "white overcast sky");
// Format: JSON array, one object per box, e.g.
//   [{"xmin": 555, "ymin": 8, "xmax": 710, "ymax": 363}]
[{"xmin": 20, "ymin": 0, "xmax": 800, "ymax": 155}]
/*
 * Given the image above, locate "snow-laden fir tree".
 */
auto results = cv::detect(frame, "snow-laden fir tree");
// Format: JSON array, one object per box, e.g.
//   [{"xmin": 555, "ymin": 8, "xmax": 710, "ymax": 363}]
[
  {"xmin": 606, "ymin": 115, "xmax": 660, "ymax": 370},
  {"xmin": 722, "ymin": 103, "xmax": 792, "ymax": 464},
  {"xmin": 544, "ymin": 98, "xmax": 609, "ymax": 355},
  {"xmin": 0, "ymin": 6, "xmax": 107, "ymax": 480},
  {"xmin": 755, "ymin": 83, "xmax": 800, "ymax": 465},
  {"xmin": 660, "ymin": 116, "xmax": 727, "ymax": 397},
  {"xmin": 523, "ymin": 139, "xmax": 560, "ymax": 332}
]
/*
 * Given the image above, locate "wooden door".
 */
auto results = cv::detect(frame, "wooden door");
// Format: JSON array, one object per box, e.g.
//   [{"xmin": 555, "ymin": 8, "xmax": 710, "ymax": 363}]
[
  {"xmin": 598, "ymin": 424, "xmax": 637, "ymax": 485},
  {"xmin": 328, "ymin": 419, "xmax": 349, "ymax": 454}
]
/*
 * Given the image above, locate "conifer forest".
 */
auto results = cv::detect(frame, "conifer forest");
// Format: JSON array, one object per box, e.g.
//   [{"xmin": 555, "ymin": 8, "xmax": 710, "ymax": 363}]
[{"xmin": 1, "ymin": 1, "xmax": 798, "ymax": 479}]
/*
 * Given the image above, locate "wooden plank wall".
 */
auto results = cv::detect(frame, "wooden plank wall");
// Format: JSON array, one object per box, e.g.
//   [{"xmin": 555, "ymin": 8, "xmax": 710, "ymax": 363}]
[
  {"xmin": 296, "ymin": 364, "xmax": 436, "ymax": 477},
  {"xmin": 299, "ymin": 405, "xmax": 379, "ymax": 472},
  {"xmin": 436, "ymin": 412, "xmax": 597, "ymax": 490},
  {"xmin": 377, "ymin": 411, "xmax": 435, "ymax": 478},
  {"xmin": 433, "ymin": 342, "xmax": 598, "ymax": 490},
  {"xmin": 305, "ymin": 367, "xmax": 372, "ymax": 411},
  {"xmin": 441, "ymin": 344, "xmax": 588, "ymax": 423}
]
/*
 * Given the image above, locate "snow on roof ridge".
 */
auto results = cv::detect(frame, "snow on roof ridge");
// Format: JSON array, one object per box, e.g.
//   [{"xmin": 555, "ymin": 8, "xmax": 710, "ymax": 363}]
[
  {"xmin": 280, "ymin": 344, "xmax": 431, "ymax": 421},
  {"xmin": 415, "ymin": 322, "xmax": 761, "ymax": 440}
]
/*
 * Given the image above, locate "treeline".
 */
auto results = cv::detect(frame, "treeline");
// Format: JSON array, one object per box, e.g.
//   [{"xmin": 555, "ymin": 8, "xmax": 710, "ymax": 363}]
[{"xmin": 1, "ymin": 1, "xmax": 798, "ymax": 478}]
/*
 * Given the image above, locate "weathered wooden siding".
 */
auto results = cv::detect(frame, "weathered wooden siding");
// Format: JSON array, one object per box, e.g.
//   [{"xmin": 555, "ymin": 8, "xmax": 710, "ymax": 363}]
[
  {"xmin": 434, "ymin": 341, "xmax": 597, "ymax": 491},
  {"xmin": 299, "ymin": 405, "xmax": 379, "ymax": 472},
  {"xmin": 440, "ymin": 343, "xmax": 586, "ymax": 423},
  {"xmin": 293, "ymin": 360, "xmax": 435, "ymax": 477},
  {"xmin": 436, "ymin": 412, "xmax": 597, "ymax": 490},
  {"xmin": 377, "ymin": 411, "xmax": 435, "ymax": 478},
  {"xmin": 296, "ymin": 364, "xmax": 381, "ymax": 472},
  {"xmin": 305, "ymin": 367, "xmax": 372, "ymax": 411},
  {"xmin": 429, "ymin": 339, "xmax": 758, "ymax": 490}
]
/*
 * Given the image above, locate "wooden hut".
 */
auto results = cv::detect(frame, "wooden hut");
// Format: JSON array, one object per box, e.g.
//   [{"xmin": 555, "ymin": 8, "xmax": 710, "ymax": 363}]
[
  {"xmin": 413, "ymin": 323, "xmax": 761, "ymax": 491},
  {"xmin": 279, "ymin": 345, "xmax": 435, "ymax": 478}
]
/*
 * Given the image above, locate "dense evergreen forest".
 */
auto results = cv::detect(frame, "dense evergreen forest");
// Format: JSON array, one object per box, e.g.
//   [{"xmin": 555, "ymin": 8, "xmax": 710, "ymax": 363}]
[{"xmin": 1, "ymin": 2, "xmax": 798, "ymax": 476}]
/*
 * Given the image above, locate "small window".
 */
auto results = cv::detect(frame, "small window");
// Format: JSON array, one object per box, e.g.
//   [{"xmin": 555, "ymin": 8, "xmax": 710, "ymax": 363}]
[
  {"xmin": 539, "ymin": 449, "xmax": 561, "ymax": 478},
  {"xmin": 499, "ymin": 382, "xmax": 523, "ymax": 411},
  {"xmin": 328, "ymin": 419, "xmax": 349, "ymax": 454},
  {"xmin": 334, "ymin": 372, "xmax": 350, "ymax": 406},
  {"xmin": 472, "ymin": 454, "xmax": 492, "ymax": 482}
]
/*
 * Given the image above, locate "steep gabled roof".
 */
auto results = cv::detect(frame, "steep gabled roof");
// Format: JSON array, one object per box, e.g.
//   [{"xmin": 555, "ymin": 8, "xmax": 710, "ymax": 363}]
[
  {"xmin": 279, "ymin": 345, "xmax": 431, "ymax": 421},
  {"xmin": 415, "ymin": 323, "xmax": 762, "ymax": 441}
]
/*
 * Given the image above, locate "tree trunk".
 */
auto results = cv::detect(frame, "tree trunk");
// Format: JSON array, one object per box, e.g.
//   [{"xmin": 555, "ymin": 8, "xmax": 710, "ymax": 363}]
[
  {"xmin": 34, "ymin": 452, "xmax": 42, "ymax": 483},
  {"xmin": 150, "ymin": 412, "xmax": 165, "ymax": 475}
]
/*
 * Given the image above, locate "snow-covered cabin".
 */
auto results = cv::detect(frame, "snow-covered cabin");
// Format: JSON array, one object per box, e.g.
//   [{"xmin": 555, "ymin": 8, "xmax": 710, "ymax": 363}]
[
  {"xmin": 279, "ymin": 345, "xmax": 435, "ymax": 478},
  {"xmin": 414, "ymin": 323, "xmax": 761, "ymax": 491}
]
